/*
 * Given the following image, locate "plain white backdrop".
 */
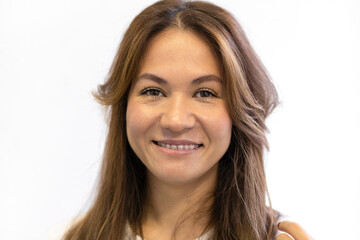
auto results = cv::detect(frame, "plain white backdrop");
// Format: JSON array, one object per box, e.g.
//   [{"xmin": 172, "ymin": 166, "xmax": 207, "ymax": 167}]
[{"xmin": 0, "ymin": 0, "xmax": 359, "ymax": 239}]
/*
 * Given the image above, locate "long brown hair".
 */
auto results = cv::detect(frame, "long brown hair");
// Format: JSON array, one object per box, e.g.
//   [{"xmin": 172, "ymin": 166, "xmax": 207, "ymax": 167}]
[{"xmin": 63, "ymin": 0, "xmax": 279, "ymax": 239}]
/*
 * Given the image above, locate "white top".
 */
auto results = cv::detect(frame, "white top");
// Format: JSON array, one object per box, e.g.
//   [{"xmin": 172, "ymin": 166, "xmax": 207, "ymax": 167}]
[
  {"xmin": 42, "ymin": 217, "xmax": 212, "ymax": 240},
  {"xmin": 127, "ymin": 225, "xmax": 212, "ymax": 240},
  {"xmin": 43, "ymin": 216, "xmax": 288, "ymax": 240}
]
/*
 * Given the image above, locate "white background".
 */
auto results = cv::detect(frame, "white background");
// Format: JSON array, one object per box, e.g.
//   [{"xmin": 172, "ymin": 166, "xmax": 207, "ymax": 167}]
[{"xmin": 1, "ymin": 0, "xmax": 359, "ymax": 239}]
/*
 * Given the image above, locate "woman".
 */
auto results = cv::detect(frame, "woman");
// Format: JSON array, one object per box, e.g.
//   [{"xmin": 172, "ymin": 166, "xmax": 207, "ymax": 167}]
[{"xmin": 62, "ymin": 0, "xmax": 312, "ymax": 239}]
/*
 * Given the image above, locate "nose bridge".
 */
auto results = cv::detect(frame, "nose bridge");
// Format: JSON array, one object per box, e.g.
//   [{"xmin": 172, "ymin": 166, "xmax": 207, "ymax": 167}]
[{"xmin": 161, "ymin": 93, "xmax": 195, "ymax": 131}]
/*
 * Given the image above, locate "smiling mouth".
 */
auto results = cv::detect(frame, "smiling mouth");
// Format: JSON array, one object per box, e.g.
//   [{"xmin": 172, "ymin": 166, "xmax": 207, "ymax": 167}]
[{"xmin": 153, "ymin": 141, "xmax": 203, "ymax": 150}]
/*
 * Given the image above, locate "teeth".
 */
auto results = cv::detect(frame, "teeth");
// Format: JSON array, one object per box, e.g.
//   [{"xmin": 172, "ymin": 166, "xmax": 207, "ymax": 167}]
[{"xmin": 156, "ymin": 142, "xmax": 200, "ymax": 150}]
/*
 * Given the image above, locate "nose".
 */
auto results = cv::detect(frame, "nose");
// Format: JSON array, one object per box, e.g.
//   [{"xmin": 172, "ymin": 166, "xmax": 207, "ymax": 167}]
[{"xmin": 160, "ymin": 94, "xmax": 195, "ymax": 133}]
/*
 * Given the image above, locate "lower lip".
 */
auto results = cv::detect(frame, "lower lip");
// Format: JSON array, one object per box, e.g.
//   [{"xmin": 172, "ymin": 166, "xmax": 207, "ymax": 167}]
[{"xmin": 152, "ymin": 142, "xmax": 202, "ymax": 156}]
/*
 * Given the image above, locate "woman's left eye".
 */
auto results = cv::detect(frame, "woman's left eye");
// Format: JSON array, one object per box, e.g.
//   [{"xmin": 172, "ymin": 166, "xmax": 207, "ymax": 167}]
[{"xmin": 194, "ymin": 89, "xmax": 218, "ymax": 98}]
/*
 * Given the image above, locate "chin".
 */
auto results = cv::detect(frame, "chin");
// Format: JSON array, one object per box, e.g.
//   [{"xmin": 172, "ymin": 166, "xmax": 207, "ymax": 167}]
[{"xmin": 148, "ymin": 164, "xmax": 218, "ymax": 186}]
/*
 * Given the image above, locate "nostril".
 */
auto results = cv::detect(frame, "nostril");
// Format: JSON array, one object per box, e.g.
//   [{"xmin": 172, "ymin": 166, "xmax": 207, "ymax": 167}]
[{"xmin": 159, "ymin": 113, "xmax": 196, "ymax": 132}]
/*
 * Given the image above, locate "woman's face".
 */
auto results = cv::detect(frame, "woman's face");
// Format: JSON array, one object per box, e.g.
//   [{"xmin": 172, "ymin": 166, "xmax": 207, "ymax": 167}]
[{"xmin": 126, "ymin": 28, "xmax": 232, "ymax": 185}]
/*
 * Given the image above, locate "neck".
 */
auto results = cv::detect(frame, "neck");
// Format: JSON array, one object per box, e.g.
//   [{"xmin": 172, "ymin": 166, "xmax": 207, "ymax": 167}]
[{"xmin": 142, "ymin": 165, "xmax": 217, "ymax": 240}]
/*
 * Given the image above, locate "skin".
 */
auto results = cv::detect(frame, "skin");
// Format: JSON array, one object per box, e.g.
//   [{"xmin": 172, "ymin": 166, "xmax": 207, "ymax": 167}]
[
  {"xmin": 276, "ymin": 221, "xmax": 314, "ymax": 240},
  {"xmin": 126, "ymin": 28, "xmax": 232, "ymax": 239},
  {"xmin": 126, "ymin": 28, "xmax": 311, "ymax": 240}
]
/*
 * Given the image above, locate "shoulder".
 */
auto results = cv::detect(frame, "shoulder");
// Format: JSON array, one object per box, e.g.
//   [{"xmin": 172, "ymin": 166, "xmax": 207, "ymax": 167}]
[
  {"xmin": 274, "ymin": 215, "xmax": 294, "ymax": 240},
  {"xmin": 276, "ymin": 219, "xmax": 314, "ymax": 240}
]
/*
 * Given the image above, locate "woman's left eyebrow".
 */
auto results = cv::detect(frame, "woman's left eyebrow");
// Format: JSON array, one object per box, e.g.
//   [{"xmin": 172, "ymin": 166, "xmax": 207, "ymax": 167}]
[
  {"xmin": 192, "ymin": 74, "xmax": 222, "ymax": 84},
  {"xmin": 137, "ymin": 73, "xmax": 222, "ymax": 85}
]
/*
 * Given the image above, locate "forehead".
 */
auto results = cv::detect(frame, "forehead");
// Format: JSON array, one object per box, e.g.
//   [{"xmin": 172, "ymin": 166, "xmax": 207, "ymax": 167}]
[{"xmin": 137, "ymin": 28, "xmax": 221, "ymax": 82}]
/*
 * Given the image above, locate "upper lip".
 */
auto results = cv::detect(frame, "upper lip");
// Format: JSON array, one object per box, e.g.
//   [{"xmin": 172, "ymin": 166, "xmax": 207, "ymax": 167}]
[{"xmin": 153, "ymin": 140, "xmax": 202, "ymax": 145}]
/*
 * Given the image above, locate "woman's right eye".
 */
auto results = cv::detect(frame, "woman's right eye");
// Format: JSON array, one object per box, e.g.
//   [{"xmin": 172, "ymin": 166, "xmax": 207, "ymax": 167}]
[{"xmin": 140, "ymin": 88, "xmax": 165, "ymax": 97}]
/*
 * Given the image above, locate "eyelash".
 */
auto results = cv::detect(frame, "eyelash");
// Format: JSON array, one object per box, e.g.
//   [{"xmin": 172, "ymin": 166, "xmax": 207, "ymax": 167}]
[
  {"xmin": 194, "ymin": 88, "xmax": 218, "ymax": 98},
  {"xmin": 139, "ymin": 87, "xmax": 219, "ymax": 99},
  {"xmin": 140, "ymin": 87, "xmax": 165, "ymax": 98}
]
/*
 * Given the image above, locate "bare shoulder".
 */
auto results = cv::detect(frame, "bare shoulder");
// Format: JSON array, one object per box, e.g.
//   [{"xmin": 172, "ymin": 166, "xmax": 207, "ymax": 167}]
[
  {"xmin": 277, "ymin": 221, "xmax": 314, "ymax": 240},
  {"xmin": 276, "ymin": 233, "xmax": 295, "ymax": 240}
]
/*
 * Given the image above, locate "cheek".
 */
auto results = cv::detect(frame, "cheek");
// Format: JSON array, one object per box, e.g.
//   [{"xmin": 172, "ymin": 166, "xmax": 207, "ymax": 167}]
[
  {"xmin": 126, "ymin": 101, "xmax": 144, "ymax": 144},
  {"xmin": 204, "ymin": 107, "xmax": 232, "ymax": 141},
  {"xmin": 126, "ymin": 100, "xmax": 157, "ymax": 144}
]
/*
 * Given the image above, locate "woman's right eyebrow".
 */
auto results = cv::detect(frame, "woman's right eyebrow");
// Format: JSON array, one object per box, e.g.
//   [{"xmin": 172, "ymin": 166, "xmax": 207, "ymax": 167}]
[{"xmin": 137, "ymin": 73, "xmax": 168, "ymax": 85}]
